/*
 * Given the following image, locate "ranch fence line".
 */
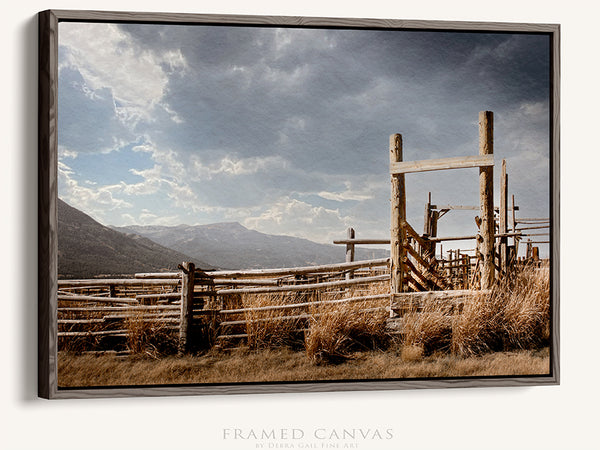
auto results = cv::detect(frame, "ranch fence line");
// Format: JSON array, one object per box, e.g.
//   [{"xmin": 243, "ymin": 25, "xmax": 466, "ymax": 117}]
[
  {"xmin": 57, "ymin": 257, "xmax": 393, "ymax": 352},
  {"xmin": 57, "ymin": 260, "xmax": 496, "ymax": 352},
  {"xmin": 57, "ymin": 111, "xmax": 550, "ymax": 353}
]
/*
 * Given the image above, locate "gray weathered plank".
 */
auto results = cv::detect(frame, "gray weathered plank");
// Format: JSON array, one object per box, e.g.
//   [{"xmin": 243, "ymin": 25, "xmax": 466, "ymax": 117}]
[
  {"xmin": 209, "ymin": 258, "xmax": 389, "ymax": 279},
  {"xmin": 390, "ymin": 154, "xmax": 493, "ymax": 175},
  {"xmin": 216, "ymin": 274, "xmax": 389, "ymax": 295}
]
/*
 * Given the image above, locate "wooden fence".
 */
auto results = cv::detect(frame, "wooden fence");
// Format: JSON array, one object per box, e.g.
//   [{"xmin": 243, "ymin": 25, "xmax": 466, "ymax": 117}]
[
  {"xmin": 58, "ymin": 259, "xmax": 494, "ymax": 353},
  {"xmin": 57, "ymin": 110, "xmax": 550, "ymax": 353},
  {"xmin": 57, "ymin": 277, "xmax": 182, "ymax": 354},
  {"xmin": 57, "ymin": 258, "xmax": 392, "ymax": 352}
]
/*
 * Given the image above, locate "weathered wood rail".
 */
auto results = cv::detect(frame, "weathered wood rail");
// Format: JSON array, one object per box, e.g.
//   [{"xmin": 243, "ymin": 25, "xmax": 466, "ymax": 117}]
[{"xmin": 57, "ymin": 277, "xmax": 183, "ymax": 354}]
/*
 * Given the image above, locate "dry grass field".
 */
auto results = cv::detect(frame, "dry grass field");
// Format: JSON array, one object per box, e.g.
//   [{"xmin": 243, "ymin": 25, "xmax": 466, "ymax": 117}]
[
  {"xmin": 58, "ymin": 347, "xmax": 549, "ymax": 387},
  {"xmin": 58, "ymin": 264, "xmax": 550, "ymax": 387}
]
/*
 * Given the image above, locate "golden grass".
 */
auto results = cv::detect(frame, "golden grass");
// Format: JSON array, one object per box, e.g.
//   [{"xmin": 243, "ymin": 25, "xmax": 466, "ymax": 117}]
[
  {"xmin": 501, "ymin": 266, "xmax": 550, "ymax": 348},
  {"xmin": 450, "ymin": 291, "xmax": 501, "ymax": 357},
  {"xmin": 400, "ymin": 300, "xmax": 453, "ymax": 357},
  {"xmin": 238, "ymin": 281, "xmax": 392, "ymax": 361},
  {"xmin": 305, "ymin": 298, "xmax": 389, "ymax": 364},
  {"xmin": 57, "ymin": 306, "xmax": 113, "ymax": 353},
  {"xmin": 57, "ymin": 265, "xmax": 550, "ymax": 387},
  {"xmin": 400, "ymin": 344, "xmax": 424, "ymax": 362},
  {"xmin": 125, "ymin": 311, "xmax": 179, "ymax": 357},
  {"xmin": 57, "ymin": 347, "xmax": 550, "ymax": 387},
  {"xmin": 241, "ymin": 292, "xmax": 307, "ymax": 349},
  {"xmin": 395, "ymin": 264, "xmax": 550, "ymax": 358},
  {"xmin": 451, "ymin": 264, "xmax": 550, "ymax": 356}
]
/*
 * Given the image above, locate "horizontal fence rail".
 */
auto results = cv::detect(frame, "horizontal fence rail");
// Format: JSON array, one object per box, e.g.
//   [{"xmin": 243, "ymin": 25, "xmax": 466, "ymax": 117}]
[
  {"xmin": 209, "ymin": 258, "xmax": 390, "ymax": 279},
  {"xmin": 215, "ymin": 274, "xmax": 389, "ymax": 295}
]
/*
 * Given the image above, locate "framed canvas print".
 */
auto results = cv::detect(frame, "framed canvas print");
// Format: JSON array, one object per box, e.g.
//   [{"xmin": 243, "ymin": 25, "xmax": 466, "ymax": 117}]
[{"xmin": 38, "ymin": 9, "xmax": 560, "ymax": 399}]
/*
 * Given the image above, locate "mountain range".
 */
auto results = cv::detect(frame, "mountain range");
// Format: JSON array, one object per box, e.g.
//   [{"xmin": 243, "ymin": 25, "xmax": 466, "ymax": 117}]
[
  {"xmin": 57, "ymin": 199, "xmax": 212, "ymax": 278},
  {"xmin": 58, "ymin": 198, "xmax": 389, "ymax": 277},
  {"xmin": 114, "ymin": 222, "xmax": 388, "ymax": 270}
]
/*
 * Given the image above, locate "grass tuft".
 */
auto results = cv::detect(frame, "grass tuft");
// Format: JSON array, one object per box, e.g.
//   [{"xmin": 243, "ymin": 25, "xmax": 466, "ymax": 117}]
[
  {"xmin": 400, "ymin": 344, "xmax": 424, "ymax": 362},
  {"xmin": 305, "ymin": 298, "xmax": 389, "ymax": 364},
  {"xmin": 401, "ymin": 300, "xmax": 453, "ymax": 356},
  {"xmin": 451, "ymin": 263, "xmax": 550, "ymax": 356},
  {"xmin": 126, "ymin": 311, "xmax": 179, "ymax": 357},
  {"xmin": 242, "ymin": 293, "xmax": 307, "ymax": 350}
]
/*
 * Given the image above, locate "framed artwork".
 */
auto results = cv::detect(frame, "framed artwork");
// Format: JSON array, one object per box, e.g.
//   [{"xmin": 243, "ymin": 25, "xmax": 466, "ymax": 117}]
[{"xmin": 38, "ymin": 9, "xmax": 560, "ymax": 399}]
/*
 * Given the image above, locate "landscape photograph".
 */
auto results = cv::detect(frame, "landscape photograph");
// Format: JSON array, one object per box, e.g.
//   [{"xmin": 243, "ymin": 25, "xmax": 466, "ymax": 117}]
[{"xmin": 54, "ymin": 17, "xmax": 554, "ymax": 388}]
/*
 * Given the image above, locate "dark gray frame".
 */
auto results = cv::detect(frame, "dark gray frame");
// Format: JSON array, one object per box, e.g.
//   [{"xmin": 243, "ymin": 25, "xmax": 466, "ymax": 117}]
[{"xmin": 38, "ymin": 9, "xmax": 560, "ymax": 399}]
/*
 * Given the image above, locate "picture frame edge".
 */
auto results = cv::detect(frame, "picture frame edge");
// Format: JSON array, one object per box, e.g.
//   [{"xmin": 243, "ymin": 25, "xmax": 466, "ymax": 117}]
[
  {"xmin": 38, "ymin": 9, "xmax": 59, "ymax": 400},
  {"xmin": 37, "ymin": 8, "xmax": 561, "ymax": 399}
]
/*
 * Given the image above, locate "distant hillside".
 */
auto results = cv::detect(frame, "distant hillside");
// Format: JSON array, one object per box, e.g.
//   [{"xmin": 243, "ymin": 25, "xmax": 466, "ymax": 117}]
[
  {"xmin": 58, "ymin": 199, "xmax": 213, "ymax": 278},
  {"xmin": 114, "ymin": 222, "xmax": 389, "ymax": 270}
]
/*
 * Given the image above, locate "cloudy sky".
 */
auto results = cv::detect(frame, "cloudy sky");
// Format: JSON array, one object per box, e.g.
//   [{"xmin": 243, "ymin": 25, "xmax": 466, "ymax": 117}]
[{"xmin": 57, "ymin": 21, "xmax": 551, "ymax": 255}]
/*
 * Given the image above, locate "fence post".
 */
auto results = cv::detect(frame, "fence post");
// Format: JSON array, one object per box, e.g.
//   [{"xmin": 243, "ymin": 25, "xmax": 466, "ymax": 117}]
[
  {"xmin": 423, "ymin": 192, "xmax": 431, "ymax": 237},
  {"xmin": 345, "ymin": 227, "xmax": 355, "ymax": 280},
  {"xmin": 532, "ymin": 246, "xmax": 540, "ymax": 263},
  {"xmin": 479, "ymin": 111, "xmax": 495, "ymax": 289},
  {"xmin": 430, "ymin": 210, "xmax": 439, "ymax": 238},
  {"xmin": 500, "ymin": 159, "xmax": 508, "ymax": 275},
  {"xmin": 390, "ymin": 133, "xmax": 406, "ymax": 295},
  {"xmin": 512, "ymin": 194, "xmax": 519, "ymax": 257},
  {"xmin": 179, "ymin": 261, "xmax": 195, "ymax": 354}
]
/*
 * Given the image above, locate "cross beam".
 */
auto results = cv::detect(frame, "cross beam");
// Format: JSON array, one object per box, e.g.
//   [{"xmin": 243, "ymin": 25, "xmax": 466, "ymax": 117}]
[
  {"xmin": 390, "ymin": 154, "xmax": 494, "ymax": 175},
  {"xmin": 431, "ymin": 204, "xmax": 519, "ymax": 211}
]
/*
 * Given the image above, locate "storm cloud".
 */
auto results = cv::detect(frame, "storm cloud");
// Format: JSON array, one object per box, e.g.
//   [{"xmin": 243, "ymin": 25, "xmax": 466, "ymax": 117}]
[{"xmin": 57, "ymin": 21, "xmax": 551, "ymax": 252}]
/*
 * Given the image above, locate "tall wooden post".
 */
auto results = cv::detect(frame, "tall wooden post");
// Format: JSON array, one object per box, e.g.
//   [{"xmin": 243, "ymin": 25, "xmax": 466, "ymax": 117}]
[
  {"xmin": 179, "ymin": 261, "xmax": 195, "ymax": 354},
  {"xmin": 345, "ymin": 227, "xmax": 355, "ymax": 280},
  {"xmin": 479, "ymin": 111, "xmax": 495, "ymax": 289},
  {"xmin": 500, "ymin": 159, "xmax": 508, "ymax": 275},
  {"xmin": 390, "ymin": 134, "xmax": 406, "ymax": 295},
  {"xmin": 512, "ymin": 194, "xmax": 519, "ymax": 257},
  {"xmin": 423, "ymin": 192, "xmax": 432, "ymax": 237},
  {"xmin": 430, "ymin": 210, "xmax": 439, "ymax": 238}
]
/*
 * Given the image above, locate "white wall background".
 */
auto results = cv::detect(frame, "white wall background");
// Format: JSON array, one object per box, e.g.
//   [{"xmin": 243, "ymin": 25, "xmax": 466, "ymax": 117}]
[{"xmin": 2, "ymin": 1, "xmax": 598, "ymax": 449}]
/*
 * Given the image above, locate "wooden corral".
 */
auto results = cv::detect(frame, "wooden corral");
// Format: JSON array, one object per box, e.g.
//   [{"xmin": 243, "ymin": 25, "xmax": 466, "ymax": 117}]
[
  {"xmin": 57, "ymin": 111, "xmax": 550, "ymax": 354},
  {"xmin": 57, "ymin": 258, "xmax": 392, "ymax": 352}
]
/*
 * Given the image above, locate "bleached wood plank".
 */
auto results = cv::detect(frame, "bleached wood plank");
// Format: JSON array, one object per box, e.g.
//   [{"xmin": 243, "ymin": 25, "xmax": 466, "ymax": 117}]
[
  {"xmin": 136, "ymin": 292, "xmax": 181, "ymax": 300},
  {"xmin": 219, "ymin": 293, "xmax": 390, "ymax": 315},
  {"xmin": 57, "ymin": 295, "xmax": 138, "ymax": 304},
  {"xmin": 428, "ymin": 231, "xmax": 521, "ymax": 243},
  {"xmin": 390, "ymin": 154, "xmax": 494, "ymax": 175},
  {"xmin": 332, "ymin": 238, "xmax": 390, "ymax": 245},
  {"xmin": 209, "ymin": 258, "xmax": 389, "ymax": 279},
  {"xmin": 216, "ymin": 274, "xmax": 389, "ymax": 295},
  {"xmin": 134, "ymin": 272, "xmax": 180, "ymax": 279},
  {"xmin": 58, "ymin": 278, "xmax": 180, "ymax": 287},
  {"xmin": 431, "ymin": 204, "xmax": 519, "ymax": 211}
]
